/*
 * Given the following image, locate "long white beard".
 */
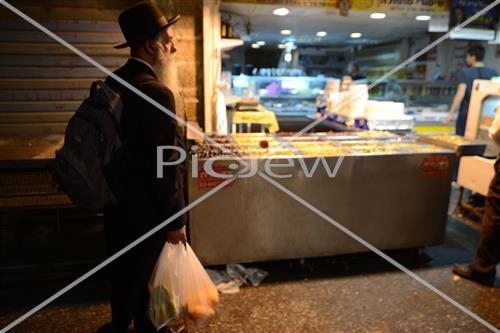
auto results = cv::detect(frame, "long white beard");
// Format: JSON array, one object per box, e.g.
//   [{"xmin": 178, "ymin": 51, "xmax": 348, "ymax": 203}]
[
  {"xmin": 152, "ymin": 53, "xmax": 185, "ymax": 121},
  {"xmin": 153, "ymin": 56, "xmax": 177, "ymax": 87}
]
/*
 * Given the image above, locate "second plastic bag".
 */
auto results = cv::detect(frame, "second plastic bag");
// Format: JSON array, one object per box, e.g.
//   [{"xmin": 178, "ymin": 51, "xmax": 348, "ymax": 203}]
[{"xmin": 149, "ymin": 242, "xmax": 219, "ymax": 331}]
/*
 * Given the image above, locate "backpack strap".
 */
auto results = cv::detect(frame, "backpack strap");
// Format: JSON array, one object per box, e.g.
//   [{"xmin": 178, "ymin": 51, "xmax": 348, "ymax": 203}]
[{"xmin": 91, "ymin": 81, "xmax": 123, "ymax": 120}]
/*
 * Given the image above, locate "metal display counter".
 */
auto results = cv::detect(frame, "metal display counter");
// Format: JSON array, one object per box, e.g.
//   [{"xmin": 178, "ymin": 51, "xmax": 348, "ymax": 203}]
[
  {"xmin": 418, "ymin": 134, "xmax": 487, "ymax": 157},
  {"xmin": 187, "ymin": 132, "xmax": 455, "ymax": 265}
]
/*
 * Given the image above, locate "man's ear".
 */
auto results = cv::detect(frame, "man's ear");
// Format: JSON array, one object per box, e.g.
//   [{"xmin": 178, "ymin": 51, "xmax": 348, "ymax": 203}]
[{"xmin": 144, "ymin": 39, "xmax": 157, "ymax": 56}]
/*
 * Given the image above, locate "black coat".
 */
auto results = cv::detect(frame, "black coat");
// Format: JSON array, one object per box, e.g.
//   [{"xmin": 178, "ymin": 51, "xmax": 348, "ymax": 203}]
[{"xmin": 105, "ymin": 58, "xmax": 186, "ymax": 234}]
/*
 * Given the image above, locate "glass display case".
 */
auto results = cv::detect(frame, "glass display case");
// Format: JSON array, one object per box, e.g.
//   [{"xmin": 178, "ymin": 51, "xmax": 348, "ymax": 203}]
[
  {"xmin": 230, "ymin": 75, "xmax": 457, "ymax": 127},
  {"xmin": 232, "ymin": 75, "xmax": 331, "ymax": 116}
]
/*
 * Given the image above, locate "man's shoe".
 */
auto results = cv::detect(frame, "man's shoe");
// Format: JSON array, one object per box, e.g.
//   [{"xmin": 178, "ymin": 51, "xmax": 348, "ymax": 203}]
[{"xmin": 452, "ymin": 264, "xmax": 496, "ymax": 287}]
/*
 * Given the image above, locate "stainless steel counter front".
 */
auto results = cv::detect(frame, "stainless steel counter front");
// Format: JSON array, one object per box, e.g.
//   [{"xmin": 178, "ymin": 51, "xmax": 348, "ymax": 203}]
[{"xmin": 188, "ymin": 151, "xmax": 455, "ymax": 265}]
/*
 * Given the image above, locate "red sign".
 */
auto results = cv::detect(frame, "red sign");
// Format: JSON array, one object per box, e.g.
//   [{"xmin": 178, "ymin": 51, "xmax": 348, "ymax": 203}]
[
  {"xmin": 421, "ymin": 155, "xmax": 450, "ymax": 178},
  {"xmin": 197, "ymin": 165, "xmax": 236, "ymax": 189}
]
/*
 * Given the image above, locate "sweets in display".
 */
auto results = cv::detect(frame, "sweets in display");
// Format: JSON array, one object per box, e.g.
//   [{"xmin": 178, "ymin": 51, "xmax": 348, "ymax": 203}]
[{"xmin": 193, "ymin": 132, "xmax": 451, "ymax": 157}]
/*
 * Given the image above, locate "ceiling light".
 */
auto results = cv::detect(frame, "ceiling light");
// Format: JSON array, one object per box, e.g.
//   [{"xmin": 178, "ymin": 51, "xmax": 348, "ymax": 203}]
[
  {"xmin": 256, "ymin": 41, "xmax": 266, "ymax": 45},
  {"xmin": 278, "ymin": 44, "xmax": 286, "ymax": 49},
  {"xmin": 284, "ymin": 53, "xmax": 292, "ymax": 62},
  {"xmin": 450, "ymin": 28, "xmax": 495, "ymax": 41},
  {"xmin": 370, "ymin": 12, "xmax": 386, "ymax": 19},
  {"xmin": 251, "ymin": 43, "xmax": 260, "ymax": 48},
  {"xmin": 416, "ymin": 15, "xmax": 431, "ymax": 21},
  {"xmin": 316, "ymin": 31, "xmax": 327, "ymax": 37},
  {"xmin": 350, "ymin": 32, "xmax": 362, "ymax": 39},
  {"xmin": 281, "ymin": 29, "xmax": 292, "ymax": 35},
  {"xmin": 273, "ymin": 8, "xmax": 289, "ymax": 16}
]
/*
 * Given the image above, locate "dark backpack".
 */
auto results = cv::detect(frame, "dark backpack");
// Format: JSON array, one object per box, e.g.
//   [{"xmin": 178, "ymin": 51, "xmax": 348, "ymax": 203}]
[{"xmin": 55, "ymin": 81, "xmax": 123, "ymax": 210}]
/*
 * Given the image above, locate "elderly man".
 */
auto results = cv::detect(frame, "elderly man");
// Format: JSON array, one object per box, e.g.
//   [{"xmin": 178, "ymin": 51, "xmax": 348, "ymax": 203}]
[{"xmin": 100, "ymin": 2, "xmax": 187, "ymax": 332}]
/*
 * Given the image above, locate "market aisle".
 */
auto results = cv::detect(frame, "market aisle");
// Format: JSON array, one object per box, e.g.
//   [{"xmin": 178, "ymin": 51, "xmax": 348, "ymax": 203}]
[
  {"xmin": 0, "ymin": 264, "xmax": 498, "ymax": 333},
  {"xmin": 0, "ymin": 218, "xmax": 498, "ymax": 333},
  {"xmin": 204, "ymin": 267, "xmax": 499, "ymax": 333}
]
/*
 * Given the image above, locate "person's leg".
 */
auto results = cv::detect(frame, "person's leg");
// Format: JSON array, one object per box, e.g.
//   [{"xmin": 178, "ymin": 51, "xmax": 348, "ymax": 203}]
[
  {"xmin": 472, "ymin": 162, "xmax": 500, "ymax": 271},
  {"xmin": 109, "ymin": 253, "xmax": 134, "ymax": 331},
  {"xmin": 130, "ymin": 230, "xmax": 166, "ymax": 333},
  {"xmin": 104, "ymin": 205, "xmax": 133, "ymax": 332},
  {"xmin": 132, "ymin": 284, "xmax": 158, "ymax": 333},
  {"xmin": 453, "ymin": 159, "xmax": 500, "ymax": 285}
]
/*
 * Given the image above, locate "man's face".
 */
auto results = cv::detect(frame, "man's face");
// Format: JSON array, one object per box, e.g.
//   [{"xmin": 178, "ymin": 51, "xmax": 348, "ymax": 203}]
[
  {"xmin": 152, "ymin": 27, "xmax": 178, "ymax": 87},
  {"xmin": 465, "ymin": 53, "xmax": 475, "ymax": 66},
  {"xmin": 155, "ymin": 27, "xmax": 176, "ymax": 61}
]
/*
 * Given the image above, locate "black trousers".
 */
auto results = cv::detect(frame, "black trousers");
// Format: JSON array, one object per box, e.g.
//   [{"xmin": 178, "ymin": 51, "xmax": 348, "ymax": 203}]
[
  {"xmin": 473, "ymin": 158, "xmax": 500, "ymax": 272},
  {"xmin": 104, "ymin": 203, "xmax": 166, "ymax": 333}
]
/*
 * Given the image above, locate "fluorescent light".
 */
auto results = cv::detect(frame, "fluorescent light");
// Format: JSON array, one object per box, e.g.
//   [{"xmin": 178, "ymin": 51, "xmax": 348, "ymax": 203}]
[
  {"xmin": 450, "ymin": 28, "xmax": 495, "ymax": 41},
  {"xmin": 350, "ymin": 32, "xmax": 362, "ymax": 39},
  {"xmin": 489, "ymin": 27, "xmax": 500, "ymax": 44},
  {"xmin": 284, "ymin": 53, "xmax": 292, "ymax": 62},
  {"xmin": 416, "ymin": 15, "xmax": 431, "ymax": 21},
  {"xmin": 316, "ymin": 31, "xmax": 327, "ymax": 37},
  {"xmin": 256, "ymin": 41, "xmax": 266, "ymax": 45},
  {"xmin": 281, "ymin": 29, "xmax": 292, "ymax": 35},
  {"xmin": 251, "ymin": 43, "xmax": 260, "ymax": 48},
  {"xmin": 278, "ymin": 44, "xmax": 286, "ymax": 49},
  {"xmin": 273, "ymin": 8, "xmax": 289, "ymax": 16},
  {"xmin": 370, "ymin": 12, "xmax": 386, "ymax": 19}
]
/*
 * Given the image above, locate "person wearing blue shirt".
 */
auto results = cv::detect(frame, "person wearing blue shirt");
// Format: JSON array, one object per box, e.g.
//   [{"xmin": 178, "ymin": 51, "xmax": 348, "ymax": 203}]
[{"xmin": 443, "ymin": 44, "xmax": 498, "ymax": 135}]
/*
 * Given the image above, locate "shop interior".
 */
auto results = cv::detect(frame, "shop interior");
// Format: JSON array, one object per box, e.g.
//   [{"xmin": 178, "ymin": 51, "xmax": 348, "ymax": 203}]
[
  {"xmin": 189, "ymin": 1, "xmax": 500, "ymax": 261},
  {"xmin": 210, "ymin": 2, "xmax": 500, "ymax": 135}
]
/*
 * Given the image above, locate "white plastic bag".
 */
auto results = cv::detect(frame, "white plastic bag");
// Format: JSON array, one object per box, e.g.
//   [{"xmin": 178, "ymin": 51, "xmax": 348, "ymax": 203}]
[
  {"xmin": 148, "ymin": 243, "xmax": 184, "ymax": 331},
  {"xmin": 180, "ymin": 243, "xmax": 219, "ymax": 329},
  {"xmin": 148, "ymin": 242, "xmax": 219, "ymax": 331}
]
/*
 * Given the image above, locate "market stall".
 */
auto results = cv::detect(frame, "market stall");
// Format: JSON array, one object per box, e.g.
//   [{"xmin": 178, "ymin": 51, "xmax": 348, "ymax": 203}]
[{"xmin": 188, "ymin": 131, "xmax": 455, "ymax": 265}]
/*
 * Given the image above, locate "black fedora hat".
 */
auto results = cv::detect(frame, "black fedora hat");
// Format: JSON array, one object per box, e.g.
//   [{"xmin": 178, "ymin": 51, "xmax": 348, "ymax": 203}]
[{"xmin": 114, "ymin": 1, "xmax": 180, "ymax": 49}]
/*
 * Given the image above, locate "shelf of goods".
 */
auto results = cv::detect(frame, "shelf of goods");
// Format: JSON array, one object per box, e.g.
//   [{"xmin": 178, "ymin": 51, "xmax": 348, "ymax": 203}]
[{"xmin": 187, "ymin": 131, "xmax": 456, "ymax": 265}]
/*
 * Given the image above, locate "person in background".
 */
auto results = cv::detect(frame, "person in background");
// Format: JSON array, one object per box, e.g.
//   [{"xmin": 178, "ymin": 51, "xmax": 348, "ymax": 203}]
[
  {"xmin": 450, "ymin": 6, "xmax": 466, "ymax": 28},
  {"xmin": 443, "ymin": 44, "xmax": 498, "ymax": 135},
  {"xmin": 345, "ymin": 62, "xmax": 366, "ymax": 81},
  {"xmin": 453, "ymin": 105, "xmax": 500, "ymax": 287},
  {"xmin": 100, "ymin": 2, "xmax": 187, "ymax": 332}
]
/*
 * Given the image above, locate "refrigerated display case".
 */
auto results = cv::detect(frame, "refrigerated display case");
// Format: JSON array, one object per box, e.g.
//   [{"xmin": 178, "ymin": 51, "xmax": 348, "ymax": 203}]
[
  {"xmin": 188, "ymin": 132, "xmax": 455, "ymax": 265},
  {"xmin": 231, "ymin": 75, "xmax": 330, "ymax": 116}
]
